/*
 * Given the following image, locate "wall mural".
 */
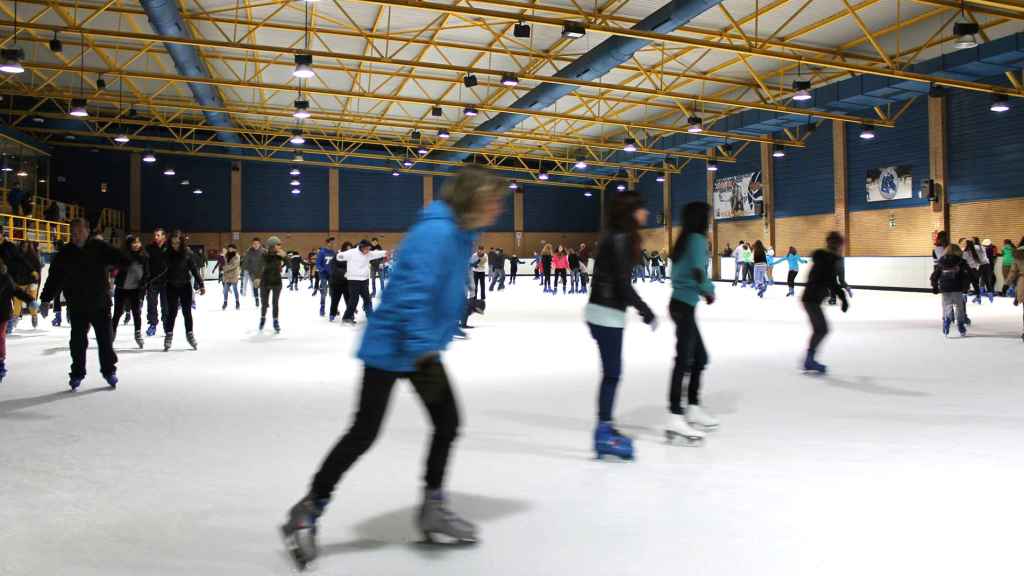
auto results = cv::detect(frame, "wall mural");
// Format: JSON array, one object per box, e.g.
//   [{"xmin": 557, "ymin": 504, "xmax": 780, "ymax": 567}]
[
  {"xmin": 713, "ymin": 171, "xmax": 763, "ymax": 220},
  {"xmin": 866, "ymin": 165, "xmax": 913, "ymax": 202}
]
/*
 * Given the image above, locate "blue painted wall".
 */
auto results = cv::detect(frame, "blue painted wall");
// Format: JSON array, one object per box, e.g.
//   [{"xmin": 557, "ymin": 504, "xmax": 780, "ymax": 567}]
[
  {"xmin": 774, "ymin": 121, "xmax": 835, "ymax": 217},
  {"xmin": 670, "ymin": 159, "xmax": 707, "ymax": 225},
  {"xmin": 523, "ymin": 185, "xmax": 599, "ymax": 232},
  {"xmin": 846, "ymin": 97, "xmax": 930, "ymax": 211},
  {"xmin": 637, "ymin": 171, "xmax": 663, "ymax": 228},
  {"xmin": 50, "ymin": 148, "xmax": 130, "ymax": 214},
  {"xmin": 242, "ymin": 161, "xmax": 329, "ymax": 232},
  {"xmin": 713, "ymin": 141, "xmax": 762, "ymax": 222},
  {"xmin": 947, "ymin": 84, "xmax": 1024, "ymax": 204},
  {"xmin": 340, "ymin": 169, "xmax": 423, "ymax": 231},
  {"xmin": 141, "ymin": 156, "xmax": 230, "ymax": 232}
]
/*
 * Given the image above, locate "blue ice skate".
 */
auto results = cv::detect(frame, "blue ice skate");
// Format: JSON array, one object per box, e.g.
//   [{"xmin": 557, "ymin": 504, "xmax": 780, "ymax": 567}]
[
  {"xmin": 52, "ymin": 310, "xmax": 62, "ymax": 327},
  {"xmin": 942, "ymin": 314, "xmax": 952, "ymax": 337},
  {"xmin": 803, "ymin": 352, "xmax": 827, "ymax": 375},
  {"xmin": 146, "ymin": 324, "xmax": 157, "ymax": 337},
  {"xmin": 594, "ymin": 422, "xmax": 634, "ymax": 461},
  {"xmin": 104, "ymin": 374, "xmax": 118, "ymax": 389},
  {"xmin": 69, "ymin": 376, "xmax": 83, "ymax": 391}
]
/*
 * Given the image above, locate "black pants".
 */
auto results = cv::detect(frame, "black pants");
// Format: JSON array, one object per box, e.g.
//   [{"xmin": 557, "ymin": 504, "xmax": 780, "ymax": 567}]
[
  {"xmin": 980, "ymin": 263, "xmax": 995, "ymax": 293},
  {"xmin": 70, "ymin": 306, "xmax": 117, "ymax": 378},
  {"xmin": 112, "ymin": 288, "xmax": 143, "ymax": 336},
  {"xmin": 473, "ymin": 272, "xmax": 486, "ymax": 300},
  {"xmin": 164, "ymin": 284, "xmax": 195, "ymax": 334},
  {"xmin": 288, "ymin": 270, "xmax": 300, "ymax": 291},
  {"xmin": 543, "ymin": 267, "xmax": 552, "ymax": 290},
  {"xmin": 669, "ymin": 299, "xmax": 708, "ymax": 413},
  {"xmin": 803, "ymin": 300, "xmax": 829, "ymax": 354},
  {"xmin": 146, "ymin": 284, "xmax": 168, "ymax": 327},
  {"xmin": 554, "ymin": 268, "xmax": 567, "ymax": 291},
  {"xmin": 260, "ymin": 284, "xmax": 282, "ymax": 319},
  {"xmin": 509, "ymin": 267, "xmax": 518, "ymax": 284},
  {"xmin": 787, "ymin": 270, "xmax": 798, "ymax": 290},
  {"xmin": 310, "ymin": 362, "xmax": 460, "ymax": 500},
  {"xmin": 343, "ymin": 280, "xmax": 372, "ymax": 320},
  {"xmin": 329, "ymin": 279, "xmax": 349, "ymax": 318}
]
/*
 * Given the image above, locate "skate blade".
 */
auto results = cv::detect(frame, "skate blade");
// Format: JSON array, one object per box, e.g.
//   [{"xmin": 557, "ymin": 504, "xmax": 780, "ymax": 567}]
[
  {"xmin": 689, "ymin": 422, "xmax": 719, "ymax": 432},
  {"xmin": 664, "ymin": 430, "xmax": 704, "ymax": 446},
  {"xmin": 420, "ymin": 531, "xmax": 479, "ymax": 546},
  {"xmin": 595, "ymin": 451, "xmax": 634, "ymax": 462},
  {"xmin": 280, "ymin": 526, "xmax": 316, "ymax": 571}
]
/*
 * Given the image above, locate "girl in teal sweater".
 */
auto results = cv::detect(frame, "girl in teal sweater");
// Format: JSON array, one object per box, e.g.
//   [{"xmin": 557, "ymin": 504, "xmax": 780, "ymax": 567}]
[{"xmin": 772, "ymin": 246, "xmax": 808, "ymax": 297}]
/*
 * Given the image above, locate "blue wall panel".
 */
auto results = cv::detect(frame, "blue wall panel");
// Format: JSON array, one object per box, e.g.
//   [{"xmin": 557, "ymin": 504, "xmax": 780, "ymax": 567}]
[
  {"xmin": 947, "ymin": 86, "xmax": 1024, "ymax": 203},
  {"xmin": 774, "ymin": 121, "xmax": 835, "ymax": 217},
  {"xmin": 670, "ymin": 159, "xmax": 707, "ymax": 225},
  {"xmin": 141, "ymin": 156, "xmax": 230, "ymax": 232},
  {"xmin": 50, "ymin": 147, "xmax": 130, "ymax": 214},
  {"xmin": 242, "ymin": 161, "xmax": 329, "ymax": 232},
  {"xmin": 340, "ymin": 169, "xmax": 423, "ymax": 231},
  {"xmin": 523, "ymin": 185, "xmax": 599, "ymax": 232},
  {"xmin": 846, "ymin": 97, "xmax": 930, "ymax": 211},
  {"xmin": 713, "ymin": 142, "xmax": 762, "ymax": 222},
  {"xmin": 637, "ymin": 172, "xmax": 663, "ymax": 228}
]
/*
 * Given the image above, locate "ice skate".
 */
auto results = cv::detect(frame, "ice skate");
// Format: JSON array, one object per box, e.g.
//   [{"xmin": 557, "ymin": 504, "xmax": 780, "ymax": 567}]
[
  {"xmin": 104, "ymin": 374, "xmax": 118, "ymax": 389},
  {"xmin": 958, "ymin": 323, "xmax": 968, "ymax": 337},
  {"xmin": 135, "ymin": 330, "xmax": 144, "ymax": 349},
  {"xmin": 594, "ymin": 421, "xmax": 634, "ymax": 460},
  {"xmin": 686, "ymin": 405, "xmax": 720, "ymax": 430},
  {"xmin": 186, "ymin": 332, "xmax": 198, "ymax": 350},
  {"xmin": 273, "ymin": 320, "xmax": 281, "ymax": 334},
  {"xmin": 803, "ymin": 351, "xmax": 827, "ymax": 375},
  {"xmin": 69, "ymin": 376, "xmax": 83, "ymax": 391},
  {"xmin": 280, "ymin": 494, "xmax": 326, "ymax": 571},
  {"xmin": 342, "ymin": 318, "xmax": 357, "ymax": 326},
  {"xmin": 259, "ymin": 317, "xmax": 266, "ymax": 331},
  {"xmin": 665, "ymin": 414, "xmax": 705, "ymax": 446},
  {"xmin": 31, "ymin": 315, "xmax": 38, "ymax": 328},
  {"xmin": 786, "ymin": 287, "xmax": 794, "ymax": 297},
  {"xmin": 146, "ymin": 324, "xmax": 157, "ymax": 337},
  {"xmin": 942, "ymin": 314, "xmax": 952, "ymax": 337},
  {"xmin": 222, "ymin": 300, "xmax": 227, "ymax": 310},
  {"xmin": 319, "ymin": 303, "xmax": 325, "ymax": 317},
  {"xmin": 164, "ymin": 333, "xmax": 173, "ymax": 352},
  {"xmin": 52, "ymin": 310, "xmax": 62, "ymax": 327},
  {"xmin": 418, "ymin": 489, "xmax": 478, "ymax": 544},
  {"xmin": 0, "ymin": 361, "xmax": 7, "ymax": 382},
  {"xmin": 235, "ymin": 301, "xmax": 240, "ymax": 310}
]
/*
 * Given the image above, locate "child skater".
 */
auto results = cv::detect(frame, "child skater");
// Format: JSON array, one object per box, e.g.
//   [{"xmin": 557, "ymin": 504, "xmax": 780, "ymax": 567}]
[
  {"xmin": 540, "ymin": 244, "xmax": 553, "ymax": 292},
  {"xmin": 801, "ymin": 232, "xmax": 849, "ymax": 374},
  {"xmin": 0, "ymin": 260, "xmax": 38, "ymax": 382},
  {"xmin": 751, "ymin": 240, "xmax": 769, "ymax": 297},
  {"xmin": 666, "ymin": 202, "xmax": 717, "ymax": 446},
  {"xmin": 508, "ymin": 254, "xmax": 522, "ymax": 285},
  {"xmin": 772, "ymin": 246, "xmax": 808, "ymax": 297},
  {"xmin": 221, "ymin": 244, "xmax": 241, "ymax": 310},
  {"xmin": 280, "ymin": 166, "xmax": 507, "ymax": 569},
  {"xmin": 930, "ymin": 244, "xmax": 971, "ymax": 337},
  {"xmin": 552, "ymin": 245, "xmax": 569, "ymax": 294}
]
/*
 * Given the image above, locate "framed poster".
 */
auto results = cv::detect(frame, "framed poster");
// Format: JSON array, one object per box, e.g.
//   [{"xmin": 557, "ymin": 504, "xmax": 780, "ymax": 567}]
[
  {"xmin": 866, "ymin": 165, "xmax": 913, "ymax": 202},
  {"xmin": 713, "ymin": 171, "xmax": 762, "ymax": 219}
]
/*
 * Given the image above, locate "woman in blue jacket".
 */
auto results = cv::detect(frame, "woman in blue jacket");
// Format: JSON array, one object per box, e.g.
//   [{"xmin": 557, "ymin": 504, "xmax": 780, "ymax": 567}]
[
  {"xmin": 281, "ymin": 166, "xmax": 507, "ymax": 569},
  {"xmin": 772, "ymin": 246, "xmax": 808, "ymax": 297}
]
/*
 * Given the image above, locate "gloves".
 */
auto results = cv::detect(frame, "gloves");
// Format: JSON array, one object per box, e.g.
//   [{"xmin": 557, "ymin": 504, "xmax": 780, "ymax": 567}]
[{"xmin": 841, "ymin": 300, "xmax": 849, "ymax": 313}]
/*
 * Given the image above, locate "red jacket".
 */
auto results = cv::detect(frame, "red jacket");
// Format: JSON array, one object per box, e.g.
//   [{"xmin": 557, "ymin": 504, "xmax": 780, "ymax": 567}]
[{"xmin": 552, "ymin": 253, "xmax": 569, "ymax": 270}]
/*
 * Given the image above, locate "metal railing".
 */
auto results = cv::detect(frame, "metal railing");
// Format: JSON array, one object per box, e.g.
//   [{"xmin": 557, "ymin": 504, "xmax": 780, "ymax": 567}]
[{"xmin": 0, "ymin": 212, "xmax": 71, "ymax": 253}]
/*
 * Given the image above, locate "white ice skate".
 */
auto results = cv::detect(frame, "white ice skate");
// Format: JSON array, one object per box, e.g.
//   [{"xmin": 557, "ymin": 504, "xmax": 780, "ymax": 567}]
[
  {"xmin": 665, "ymin": 414, "xmax": 705, "ymax": 446},
  {"xmin": 685, "ymin": 404, "xmax": 720, "ymax": 430}
]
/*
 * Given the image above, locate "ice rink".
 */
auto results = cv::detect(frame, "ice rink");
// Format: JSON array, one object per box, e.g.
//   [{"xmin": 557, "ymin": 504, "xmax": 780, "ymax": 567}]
[{"xmin": 3, "ymin": 278, "xmax": 1023, "ymax": 575}]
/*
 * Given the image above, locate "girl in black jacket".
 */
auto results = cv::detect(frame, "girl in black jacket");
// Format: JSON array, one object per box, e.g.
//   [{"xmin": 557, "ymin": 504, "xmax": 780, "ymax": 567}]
[
  {"xmin": 327, "ymin": 242, "xmax": 352, "ymax": 321},
  {"xmin": 584, "ymin": 191, "xmax": 656, "ymax": 461},
  {"xmin": 162, "ymin": 234, "xmax": 205, "ymax": 351},
  {"xmin": 112, "ymin": 235, "xmax": 149, "ymax": 348},
  {"xmin": 930, "ymin": 244, "xmax": 972, "ymax": 336},
  {"xmin": 801, "ymin": 232, "xmax": 849, "ymax": 373}
]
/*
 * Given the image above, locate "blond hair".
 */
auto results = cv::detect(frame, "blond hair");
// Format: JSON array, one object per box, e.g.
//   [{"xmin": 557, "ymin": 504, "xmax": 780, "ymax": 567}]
[
  {"xmin": 541, "ymin": 243, "xmax": 553, "ymax": 256},
  {"xmin": 440, "ymin": 165, "xmax": 508, "ymax": 227}
]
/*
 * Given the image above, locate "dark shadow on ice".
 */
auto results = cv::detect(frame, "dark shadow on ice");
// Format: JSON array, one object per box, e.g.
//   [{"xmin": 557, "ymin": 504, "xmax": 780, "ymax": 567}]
[
  {"xmin": 0, "ymin": 387, "xmax": 109, "ymax": 418},
  {"xmin": 823, "ymin": 376, "xmax": 929, "ymax": 397}
]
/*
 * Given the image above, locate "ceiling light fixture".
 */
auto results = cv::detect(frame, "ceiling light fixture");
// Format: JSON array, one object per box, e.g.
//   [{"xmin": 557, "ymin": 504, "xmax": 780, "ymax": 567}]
[
  {"xmin": 438, "ymin": 129, "xmax": 450, "ymax": 139},
  {"xmin": 114, "ymin": 133, "xmax": 130, "ymax": 143},
  {"xmin": 417, "ymin": 145, "xmax": 429, "ymax": 156},
  {"xmin": 463, "ymin": 74, "xmax": 478, "ymax": 88},
  {"xmin": 952, "ymin": 21, "xmax": 980, "ymax": 50},
  {"xmin": 293, "ymin": 54, "xmax": 314, "ymax": 78},
  {"xmin": 402, "ymin": 158, "xmax": 414, "ymax": 168},
  {"xmin": 656, "ymin": 173, "xmax": 665, "ymax": 183},
  {"xmin": 290, "ymin": 168, "xmax": 301, "ymax": 176},
  {"xmin": 990, "ymin": 93, "xmax": 1010, "ymax": 112},
  {"xmin": 290, "ymin": 179, "xmax": 301, "ymax": 186},
  {"xmin": 501, "ymin": 72, "xmax": 519, "ymax": 87},
  {"xmin": 859, "ymin": 124, "xmax": 876, "ymax": 140},
  {"xmin": 623, "ymin": 138, "xmax": 638, "ymax": 153},
  {"xmin": 431, "ymin": 106, "xmax": 443, "ymax": 117},
  {"xmin": 289, "ymin": 131, "xmax": 306, "ymax": 145},
  {"xmin": 707, "ymin": 159, "xmax": 719, "ymax": 172},
  {"xmin": 513, "ymin": 22, "xmax": 531, "ymax": 38},
  {"xmin": 69, "ymin": 97, "xmax": 89, "ymax": 117},
  {"xmin": 509, "ymin": 181, "xmax": 519, "ymax": 190},
  {"xmin": 193, "ymin": 187, "xmax": 203, "ymax": 195},
  {"xmin": 142, "ymin": 149, "xmax": 156, "ymax": 163},
  {"xmin": 49, "ymin": 31, "xmax": 62, "ymax": 53},
  {"xmin": 293, "ymin": 153, "xmax": 304, "ymax": 162},
  {"xmin": 687, "ymin": 116, "xmax": 704, "ymax": 133},
  {"xmin": 293, "ymin": 99, "xmax": 311, "ymax": 119},
  {"xmin": 291, "ymin": 188, "xmax": 301, "ymax": 195},
  {"xmin": 463, "ymin": 106, "xmax": 479, "ymax": 117},
  {"xmin": 163, "ymin": 167, "xmax": 176, "ymax": 176},
  {"xmin": 392, "ymin": 169, "xmax": 400, "ymax": 176},
  {"xmin": 792, "ymin": 80, "xmax": 812, "ymax": 101},
  {"xmin": 562, "ymin": 21, "xmax": 586, "ymax": 39},
  {"xmin": 538, "ymin": 170, "xmax": 549, "ymax": 181},
  {"xmin": 0, "ymin": 49, "xmax": 25, "ymax": 74},
  {"xmin": 16, "ymin": 168, "xmax": 28, "ymax": 177},
  {"xmin": 574, "ymin": 157, "xmax": 588, "ymax": 170},
  {"xmin": 584, "ymin": 191, "xmax": 593, "ymax": 197},
  {"xmin": 773, "ymin": 145, "xmax": 786, "ymax": 158}
]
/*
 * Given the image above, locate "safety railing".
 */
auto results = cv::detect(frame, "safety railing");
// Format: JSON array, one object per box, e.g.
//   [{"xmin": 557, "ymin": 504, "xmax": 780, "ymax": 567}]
[{"xmin": 0, "ymin": 213, "xmax": 71, "ymax": 253}]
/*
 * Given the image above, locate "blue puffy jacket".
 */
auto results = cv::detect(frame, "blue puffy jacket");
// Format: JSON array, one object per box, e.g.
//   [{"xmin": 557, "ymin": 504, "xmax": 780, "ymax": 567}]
[
  {"xmin": 315, "ymin": 247, "xmax": 336, "ymax": 275},
  {"xmin": 357, "ymin": 201, "xmax": 475, "ymax": 372},
  {"xmin": 771, "ymin": 253, "xmax": 807, "ymax": 271}
]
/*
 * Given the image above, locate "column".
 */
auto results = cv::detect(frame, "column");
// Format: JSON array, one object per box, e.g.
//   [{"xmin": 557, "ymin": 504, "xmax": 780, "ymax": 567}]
[
  {"xmin": 760, "ymin": 142, "xmax": 776, "ymax": 248},
  {"xmin": 707, "ymin": 166, "xmax": 719, "ymax": 280},
  {"xmin": 423, "ymin": 174, "xmax": 433, "ymax": 207},
  {"xmin": 928, "ymin": 95, "xmax": 950, "ymax": 235},
  {"xmin": 662, "ymin": 169, "xmax": 672, "ymax": 250},
  {"xmin": 833, "ymin": 121, "xmax": 849, "ymax": 255},
  {"xmin": 129, "ymin": 152, "xmax": 141, "ymax": 235},
  {"xmin": 329, "ymin": 168, "xmax": 340, "ymax": 233},
  {"xmin": 230, "ymin": 161, "xmax": 242, "ymax": 233}
]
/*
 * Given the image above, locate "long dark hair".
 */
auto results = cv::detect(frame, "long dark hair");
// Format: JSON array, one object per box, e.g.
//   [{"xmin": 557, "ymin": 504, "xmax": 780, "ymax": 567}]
[
  {"xmin": 605, "ymin": 190, "xmax": 644, "ymax": 262},
  {"xmin": 671, "ymin": 201, "xmax": 710, "ymax": 263},
  {"xmin": 752, "ymin": 240, "xmax": 766, "ymax": 262}
]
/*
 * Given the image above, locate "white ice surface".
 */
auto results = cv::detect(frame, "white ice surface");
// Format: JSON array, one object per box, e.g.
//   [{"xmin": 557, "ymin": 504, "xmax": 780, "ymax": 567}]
[{"xmin": 2, "ymin": 280, "xmax": 1023, "ymax": 576}]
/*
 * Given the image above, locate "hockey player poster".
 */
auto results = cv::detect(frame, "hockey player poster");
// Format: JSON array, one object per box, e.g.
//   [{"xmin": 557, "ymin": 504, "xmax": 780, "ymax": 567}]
[
  {"xmin": 866, "ymin": 165, "xmax": 913, "ymax": 202},
  {"xmin": 713, "ymin": 171, "xmax": 763, "ymax": 220}
]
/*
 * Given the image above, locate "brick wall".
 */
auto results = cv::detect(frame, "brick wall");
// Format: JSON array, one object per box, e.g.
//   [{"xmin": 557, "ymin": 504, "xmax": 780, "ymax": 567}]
[
  {"xmin": 718, "ymin": 218, "xmax": 769, "ymax": 249},
  {"xmin": 775, "ymin": 214, "xmax": 838, "ymax": 254},
  {"xmin": 848, "ymin": 206, "xmax": 936, "ymax": 256},
  {"xmin": 950, "ymin": 197, "xmax": 1024, "ymax": 245}
]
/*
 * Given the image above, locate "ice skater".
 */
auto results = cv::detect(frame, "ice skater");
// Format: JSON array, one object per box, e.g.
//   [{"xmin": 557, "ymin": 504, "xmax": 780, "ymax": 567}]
[
  {"xmin": 280, "ymin": 166, "xmax": 507, "ymax": 570},
  {"xmin": 242, "ymin": 238, "xmax": 266, "ymax": 307},
  {"xmin": 540, "ymin": 244, "xmax": 553, "ymax": 292},
  {"xmin": 801, "ymin": 232, "xmax": 849, "ymax": 374},
  {"xmin": 314, "ymin": 238, "xmax": 336, "ymax": 316},
  {"xmin": 930, "ymin": 244, "xmax": 971, "ymax": 337},
  {"xmin": 470, "ymin": 246, "xmax": 487, "ymax": 299},
  {"xmin": 327, "ymin": 242, "xmax": 352, "ymax": 322},
  {"xmin": 259, "ymin": 237, "xmax": 286, "ymax": 333},
  {"xmin": 508, "ymin": 254, "xmax": 523, "ymax": 285},
  {"xmin": 771, "ymin": 247, "xmax": 808, "ymax": 297},
  {"xmin": 111, "ymin": 234, "xmax": 149, "ymax": 349},
  {"xmin": 40, "ymin": 218, "xmax": 128, "ymax": 390},
  {"xmin": 1005, "ymin": 243, "xmax": 1024, "ymax": 341},
  {"xmin": 0, "ymin": 260, "xmax": 38, "ymax": 382},
  {"xmin": 552, "ymin": 245, "xmax": 569, "ymax": 294},
  {"xmin": 162, "ymin": 233, "xmax": 205, "ymax": 351},
  {"xmin": 751, "ymin": 241, "xmax": 770, "ymax": 298},
  {"xmin": 666, "ymin": 202, "xmax": 717, "ymax": 446},
  {"xmin": 144, "ymin": 228, "xmax": 169, "ymax": 337},
  {"xmin": 221, "ymin": 244, "xmax": 241, "ymax": 310},
  {"xmin": 338, "ymin": 240, "xmax": 388, "ymax": 325},
  {"xmin": 585, "ymin": 191, "xmax": 657, "ymax": 461}
]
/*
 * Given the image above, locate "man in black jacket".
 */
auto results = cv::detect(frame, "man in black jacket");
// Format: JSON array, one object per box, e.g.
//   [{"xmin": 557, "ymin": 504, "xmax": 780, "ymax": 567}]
[
  {"xmin": 144, "ymin": 228, "xmax": 169, "ymax": 336},
  {"xmin": 801, "ymin": 232, "xmax": 849, "ymax": 374},
  {"xmin": 41, "ymin": 218, "xmax": 129, "ymax": 390}
]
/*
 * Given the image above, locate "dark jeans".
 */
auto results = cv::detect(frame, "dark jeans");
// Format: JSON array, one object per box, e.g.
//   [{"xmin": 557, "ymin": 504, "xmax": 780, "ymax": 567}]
[
  {"xmin": 261, "ymin": 284, "xmax": 282, "ymax": 319},
  {"xmin": 980, "ymin": 263, "xmax": 995, "ymax": 293},
  {"xmin": 669, "ymin": 299, "xmax": 707, "ymax": 414},
  {"xmin": 588, "ymin": 323, "xmax": 623, "ymax": 422},
  {"xmin": 112, "ymin": 288, "xmax": 143, "ymax": 336},
  {"xmin": 473, "ymin": 272, "xmax": 486, "ymax": 300},
  {"xmin": 803, "ymin": 300, "xmax": 829, "ymax": 354},
  {"xmin": 164, "ymin": 284, "xmax": 194, "ymax": 334},
  {"xmin": 222, "ymin": 282, "xmax": 239, "ymax": 306},
  {"xmin": 146, "ymin": 284, "xmax": 168, "ymax": 327},
  {"xmin": 318, "ymin": 276, "xmax": 330, "ymax": 308},
  {"xmin": 70, "ymin": 306, "xmax": 117, "ymax": 378},
  {"xmin": 509, "ymin": 267, "xmax": 518, "ymax": 284},
  {"xmin": 370, "ymin": 268, "xmax": 380, "ymax": 297},
  {"xmin": 489, "ymin": 268, "xmax": 505, "ymax": 291},
  {"xmin": 310, "ymin": 362, "xmax": 460, "ymax": 500},
  {"xmin": 329, "ymin": 279, "xmax": 348, "ymax": 318},
  {"xmin": 554, "ymin": 269, "xmax": 567, "ymax": 291},
  {"xmin": 343, "ymin": 280, "xmax": 372, "ymax": 320},
  {"xmin": 787, "ymin": 270, "xmax": 798, "ymax": 290},
  {"xmin": 743, "ymin": 262, "xmax": 754, "ymax": 285},
  {"xmin": 542, "ymin": 268, "xmax": 552, "ymax": 290}
]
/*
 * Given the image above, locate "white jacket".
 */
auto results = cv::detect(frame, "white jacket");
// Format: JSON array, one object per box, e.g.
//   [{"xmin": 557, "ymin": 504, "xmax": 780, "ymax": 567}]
[
  {"xmin": 472, "ymin": 253, "xmax": 488, "ymax": 273},
  {"xmin": 338, "ymin": 248, "xmax": 387, "ymax": 281}
]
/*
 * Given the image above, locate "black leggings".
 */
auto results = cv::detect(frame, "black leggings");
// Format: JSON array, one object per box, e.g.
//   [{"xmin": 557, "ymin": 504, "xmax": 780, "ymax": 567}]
[
  {"xmin": 112, "ymin": 288, "xmax": 143, "ymax": 335},
  {"xmin": 310, "ymin": 361, "xmax": 460, "ymax": 500},
  {"xmin": 164, "ymin": 284, "xmax": 194, "ymax": 334},
  {"xmin": 669, "ymin": 299, "xmax": 707, "ymax": 413},
  {"xmin": 554, "ymin": 268, "xmax": 567, "ymax": 291},
  {"xmin": 543, "ymin": 267, "xmax": 552, "ymax": 290},
  {"xmin": 787, "ymin": 270, "xmax": 798, "ymax": 290},
  {"xmin": 329, "ymin": 279, "xmax": 348, "ymax": 317},
  {"xmin": 473, "ymin": 272, "xmax": 486, "ymax": 300},
  {"xmin": 803, "ymin": 300, "xmax": 829, "ymax": 354},
  {"xmin": 260, "ymin": 284, "xmax": 282, "ymax": 319}
]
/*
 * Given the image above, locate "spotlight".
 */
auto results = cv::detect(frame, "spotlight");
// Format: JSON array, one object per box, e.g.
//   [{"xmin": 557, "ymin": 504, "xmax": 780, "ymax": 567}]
[
  {"xmin": 463, "ymin": 106, "xmax": 479, "ymax": 117},
  {"xmin": 293, "ymin": 153, "xmax": 304, "ymax": 162},
  {"xmin": 773, "ymin": 146, "xmax": 785, "ymax": 158},
  {"xmin": 69, "ymin": 98, "xmax": 89, "ymax": 117},
  {"xmin": 417, "ymin": 145, "xmax": 429, "ymax": 156},
  {"xmin": 193, "ymin": 188, "xmax": 203, "ymax": 195},
  {"xmin": 142, "ymin": 149, "xmax": 157, "ymax": 163},
  {"xmin": 290, "ymin": 179, "xmax": 300, "ymax": 186},
  {"xmin": 509, "ymin": 181, "xmax": 519, "ymax": 190},
  {"xmin": 16, "ymin": 168, "xmax": 28, "ymax": 177},
  {"xmin": 463, "ymin": 74, "xmax": 478, "ymax": 88},
  {"xmin": 293, "ymin": 54, "xmax": 314, "ymax": 78},
  {"xmin": 623, "ymin": 138, "xmax": 638, "ymax": 153},
  {"xmin": 114, "ymin": 133, "xmax": 130, "ymax": 143},
  {"xmin": 538, "ymin": 170, "xmax": 549, "ymax": 181},
  {"xmin": 49, "ymin": 33, "xmax": 63, "ymax": 54},
  {"xmin": 656, "ymin": 173, "xmax": 665, "ymax": 183},
  {"xmin": 391, "ymin": 169, "xmax": 400, "ymax": 176},
  {"xmin": 291, "ymin": 188, "xmax": 301, "ymax": 195},
  {"xmin": 513, "ymin": 22, "xmax": 531, "ymax": 38},
  {"xmin": 562, "ymin": 21, "xmax": 586, "ymax": 39},
  {"xmin": 290, "ymin": 168, "xmax": 301, "ymax": 176},
  {"xmin": 583, "ymin": 191, "xmax": 593, "ymax": 197},
  {"xmin": 180, "ymin": 179, "xmax": 190, "ymax": 186},
  {"xmin": 952, "ymin": 22, "xmax": 980, "ymax": 50},
  {"xmin": 38, "ymin": 178, "xmax": 46, "ymax": 183},
  {"xmin": 438, "ymin": 129, "xmax": 450, "ymax": 139},
  {"xmin": 402, "ymin": 158, "xmax": 414, "ymax": 168},
  {"xmin": 859, "ymin": 124, "xmax": 876, "ymax": 140},
  {"xmin": 707, "ymin": 159, "xmax": 719, "ymax": 172},
  {"xmin": 990, "ymin": 93, "xmax": 1010, "ymax": 113},
  {"xmin": 792, "ymin": 80, "xmax": 812, "ymax": 101},
  {"xmin": 687, "ymin": 116, "xmax": 703, "ymax": 133},
  {"xmin": 501, "ymin": 72, "xmax": 519, "ymax": 87},
  {"xmin": 293, "ymin": 99, "xmax": 311, "ymax": 119},
  {"xmin": 289, "ymin": 131, "xmax": 306, "ymax": 145},
  {"xmin": 574, "ymin": 157, "xmax": 588, "ymax": 170},
  {"xmin": 163, "ymin": 167, "xmax": 176, "ymax": 176},
  {"xmin": 616, "ymin": 183, "xmax": 626, "ymax": 192},
  {"xmin": 0, "ymin": 49, "xmax": 24, "ymax": 74},
  {"xmin": 0, "ymin": 163, "xmax": 10, "ymax": 173},
  {"xmin": 431, "ymin": 106, "xmax": 444, "ymax": 117}
]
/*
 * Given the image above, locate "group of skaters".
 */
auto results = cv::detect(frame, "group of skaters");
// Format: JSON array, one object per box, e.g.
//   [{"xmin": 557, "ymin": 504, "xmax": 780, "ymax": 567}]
[
  {"xmin": 725, "ymin": 240, "xmax": 847, "ymax": 301},
  {"xmin": 532, "ymin": 243, "xmax": 594, "ymax": 294}
]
